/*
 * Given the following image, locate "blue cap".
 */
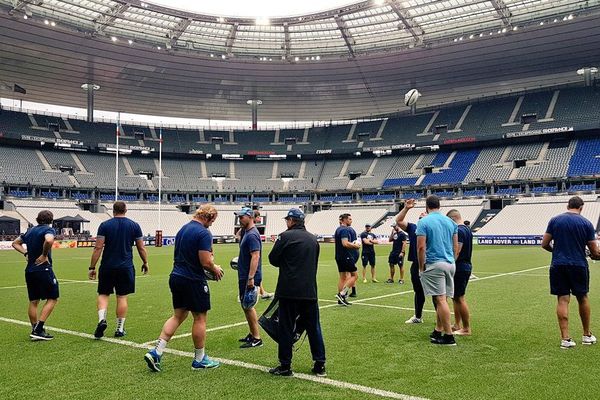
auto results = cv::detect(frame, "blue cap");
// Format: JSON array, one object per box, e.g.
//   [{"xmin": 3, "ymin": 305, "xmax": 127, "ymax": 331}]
[
  {"xmin": 284, "ymin": 208, "xmax": 305, "ymax": 220},
  {"xmin": 234, "ymin": 207, "xmax": 253, "ymax": 217}
]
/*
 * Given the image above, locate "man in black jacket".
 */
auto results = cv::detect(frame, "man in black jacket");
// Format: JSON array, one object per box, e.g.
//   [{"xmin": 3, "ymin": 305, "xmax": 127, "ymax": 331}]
[{"xmin": 268, "ymin": 208, "xmax": 326, "ymax": 377}]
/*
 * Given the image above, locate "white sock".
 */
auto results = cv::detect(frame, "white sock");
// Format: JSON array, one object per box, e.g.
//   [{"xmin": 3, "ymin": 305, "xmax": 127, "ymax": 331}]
[
  {"xmin": 194, "ymin": 348, "xmax": 205, "ymax": 362},
  {"xmin": 155, "ymin": 338, "xmax": 168, "ymax": 356},
  {"xmin": 116, "ymin": 318, "xmax": 125, "ymax": 332},
  {"xmin": 98, "ymin": 309, "xmax": 107, "ymax": 322},
  {"xmin": 341, "ymin": 286, "xmax": 349, "ymax": 296}
]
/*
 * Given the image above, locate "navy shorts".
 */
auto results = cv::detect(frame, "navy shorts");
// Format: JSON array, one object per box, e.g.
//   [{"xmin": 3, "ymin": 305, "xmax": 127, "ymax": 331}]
[
  {"xmin": 238, "ymin": 278, "xmax": 262, "ymax": 302},
  {"xmin": 388, "ymin": 252, "xmax": 404, "ymax": 266},
  {"xmin": 169, "ymin": 274, "xmax": 211, "ymax": 313},
  {"xmin": 361, "ymin": 252, "xmax": 376, "ymax": 267},
  {"xmin": 336, "ymin": 258, "xmax": 358, "ymax": 273},
  {"xmin": 98, "ymin": 268, "xmax": 135, "ymax": 296},
  {"xmin": 25, "ymin": 268, "xmax": 59, "ymax": 301},
  {"xmin": 550, "ymin": 265, "xmax": 589, "ymax": 297},
  {"xmin": 453, "ymin": 269, "xmax": 471, "ymax": 298}
]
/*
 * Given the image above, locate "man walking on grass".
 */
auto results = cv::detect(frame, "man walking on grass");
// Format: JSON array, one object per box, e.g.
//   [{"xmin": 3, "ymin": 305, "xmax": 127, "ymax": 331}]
[
  {"xmin": 542, "ymin": 196, "xmax": 600, "ymax": 349},
  {"xmin": 89, "ymin": 201, "xmax": 148, "ymax": 339}
]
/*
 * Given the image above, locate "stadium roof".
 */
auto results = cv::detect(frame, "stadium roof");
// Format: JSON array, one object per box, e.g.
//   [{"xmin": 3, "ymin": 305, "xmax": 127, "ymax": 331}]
[{"xmin": 1, "ymin": 0, "xmax": 600, "ymax": 121}]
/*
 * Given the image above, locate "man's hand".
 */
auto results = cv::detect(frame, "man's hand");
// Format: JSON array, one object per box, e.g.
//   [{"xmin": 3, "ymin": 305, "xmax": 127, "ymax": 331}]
[
  {"xmin": 247, "ymin": 277, "xmax": 255, "ymax": 288},
  {"xmin": 141, "ymin": 262, "xmax": 149, "ymax": 275},
  {"xmin": 88, "ymin": 268, "xmax": 97, "ymax": 280},
  {"xmin": 35, "ymin": 255, "xmax": 48, "ymax": 266},
  {"xmin": 405, "ymin": 198, "xmax": 416, "ymax": 209},
  {"xmin": 212, "ymin": 265, "xmax": 224, "ymax": 281}
]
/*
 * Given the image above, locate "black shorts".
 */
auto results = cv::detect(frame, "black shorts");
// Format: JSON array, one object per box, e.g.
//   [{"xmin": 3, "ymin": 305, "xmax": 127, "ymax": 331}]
[
  {"xmin": 388, "ymin": 252, "xmax": 404, "ymax": 266},
  {"xmin": 550, "ymin": 265, "xmax": 589, "ymax": 297},
  {"xmin": 453, "ymin": 269, "xmax": 471, "ymax": 298},
  {"xmin": 361, "ymin": 252, "xmax": 376, "ymax": 267},
  {"xmin": 169, "ymin": 274, "xmax": 211, "ymax": 313},
  {"xmin": 336, "ymin": 258, "xmax": 358, "ymax": 273},
  {"xmin": 238, "ymin": 278, "xmax": 262, "ymax": 302},
  {"xmin": 98, "ymin": 268, "xmax": 135, "ymax": 296},
  {"xmin": 25, "ymin": 268, "xmax": 59, "ymax": 301}
]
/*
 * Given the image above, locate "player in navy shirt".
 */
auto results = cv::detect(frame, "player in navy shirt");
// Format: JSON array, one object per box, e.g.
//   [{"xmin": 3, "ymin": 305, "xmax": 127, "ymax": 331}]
[
  {"xmin": 387, "ymin": 223, "xmax": 407, "ymax": 284},
  {"xmin": 89, "ymin": 201, "xmax": 148, "ymax": 339},
  {"xmin": 542, "ymin": 196, "xmax": 600, "ymax": 348},
  {"xmin": 360, "ymin": 224, "xmax": 379, "ymax": 283},
  {"xmin": 235, "ymin": 207, "xmax": 263, "ymax": 348},
  {"xmin": 447, "ymin": 210, "xmax": 473, "ymax": 336},
  {"xmin": 395, "ymin": 199, "xmax": 427, "ymax": 324},
  {"xmin": 12, "ymin": 210, "xmax": 58, "ymax": 341},
  {"xmin": 145, "ymin": 205, "xmax": 223, "ymax": 372},
  {"xmin": 334, "ymin": 213, "xmax": 360, "ymax": 306}
]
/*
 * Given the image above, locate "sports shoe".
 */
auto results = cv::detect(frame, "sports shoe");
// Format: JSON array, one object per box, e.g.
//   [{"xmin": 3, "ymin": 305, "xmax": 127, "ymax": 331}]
[
  {"xmin": 372, "ymin": 279, "xmax": 379, "ymax": 283},
  {"xmin": 269, "ymin": 365, "xmax": 293, "ymax": 376},
  {"xmin": 240, "ymin": 337, "xmax": 263, "ymax": 348},
  {"xmin": 144, "ymin": 349, "xmax": 162, "ymax": 372},
  {"xmin": 238, "ymin": 333, "xmax": 253, "ymax": 343},
  {"xmin": 261, "ymin": 292, "xmax": 274, "ymax": 300},
  {"xmin": 348, "ymin": 292, "xmax": 357, "ymax": 298},
  {"xmin": 398, "ymin": 279, "xmax": 404, "ymax": 284},
  {"xmin": 362, "ymin": 278, "xmax": 368, "ymax": 283},
  {"xmin": 335, "ymin": 293, "xmax": 350, "ymax": 306},
  {"xmin": 30, "ymin": 329, "xmax": 54, "ymax": 341},
  {"xmin": 385, "ymin": 279, "xmax": 394, "ymax": 283},
  {"xmin": 405, "ymin": 316, "xmax": 423, "ymax": 324},
  {"xmin": 312, "ymin": 363, "xmax": 327, "ymax": 377},
  {"xmin": 560, "ymin": 338, "xmax": 576, "ymax": 349},
  {"xmin": 435, "ymin": 334, "xmax": 457, "ymax": 346},
  {"xmin": 114, "ymin": 330, "xmax": 126, "ymax": 338},
  {"xmin": 94, "ymin": 320, "xmax": 108, "ymax": 339},
  {"xmin": 192, "ymin": 354, "xmax": 220, "ymax": 369},
  {"xmin": 582, "ymin": 334, "xmax": 597, "ymax": 345},
  {"xmin": 430, "ymin": 330, "xmax": 442, "ymax": 343}
]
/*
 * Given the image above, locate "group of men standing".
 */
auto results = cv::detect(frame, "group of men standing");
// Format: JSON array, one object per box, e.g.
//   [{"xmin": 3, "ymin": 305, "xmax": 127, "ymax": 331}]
[{"xmin": 12, "ymin": 193, "xmax": 600, "ymax": 380}]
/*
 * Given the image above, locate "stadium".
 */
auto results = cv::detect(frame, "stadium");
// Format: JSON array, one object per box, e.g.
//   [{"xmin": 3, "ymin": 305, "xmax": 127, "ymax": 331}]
[{"xmin": 1, "ymin": 0, "xmax": 600, "ymax": 398}]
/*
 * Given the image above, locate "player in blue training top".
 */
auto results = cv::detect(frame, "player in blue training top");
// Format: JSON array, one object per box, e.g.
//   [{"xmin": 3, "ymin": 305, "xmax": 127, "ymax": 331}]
[
  {"xmin": 447, "ymin": 209, "xmax": 473, "ymax": 336},
  {"xmin": 89, "ymin": 201, "xmax": 148, "ymax": 339},
  {"xmin": 334, "ymin": 213, "xmax": 360, "ymax": 306},
  {"xmin": 386, "ymin": 223, "xmax": 407, "ymax": 284},
  {"xmin": 395, "ymin": 199, "xmax": 427, "ymax": 324},
  {"xmin": 542, "ymin": 196, "xmax": 600, "ymax": 349},
  {"xmin": 235, "ymin": 207, "xmax": 263, "ymax": 348},
  {"xmin": 145, "ymin": 205, "xmax": 223, "ymax": 372},
  {"xmin": 12, "ymin": 210, "xmax": 58, "ymax": 341},
  {"xmin": 360, "ymin": 224, "xmax": 379, "ymax": 283}
]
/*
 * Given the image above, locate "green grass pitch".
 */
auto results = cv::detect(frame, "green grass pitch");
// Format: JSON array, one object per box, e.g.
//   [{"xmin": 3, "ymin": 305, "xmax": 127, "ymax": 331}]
[{"xmin": 1, "ymin": 243, "xmax": 599, "ymax": 400}]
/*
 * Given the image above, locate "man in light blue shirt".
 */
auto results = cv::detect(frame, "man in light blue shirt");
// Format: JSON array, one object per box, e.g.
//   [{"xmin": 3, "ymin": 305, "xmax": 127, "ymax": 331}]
[{"xmin": 416, "ymin": 195, "xmax": 458, "ymax": 346}]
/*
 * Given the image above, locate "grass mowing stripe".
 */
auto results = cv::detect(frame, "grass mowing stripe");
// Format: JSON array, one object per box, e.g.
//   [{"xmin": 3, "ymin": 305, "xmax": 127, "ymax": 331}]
[{"xmin": 0, "ymin": 316, "xmax": 430, "ymax": 400}]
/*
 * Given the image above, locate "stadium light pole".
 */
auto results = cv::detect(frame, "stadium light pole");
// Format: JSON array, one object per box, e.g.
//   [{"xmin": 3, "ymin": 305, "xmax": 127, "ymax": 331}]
[
  {"xmin": 80, "ymin": 83, "xmax": 99, "ymax": 123},
  {"xmin": 115, "ymin": 112, "xmax": 120, "ymax": 200},
  {"xmin": 158, "ymin": 127, "xmax": 163, "ymax": 231}
]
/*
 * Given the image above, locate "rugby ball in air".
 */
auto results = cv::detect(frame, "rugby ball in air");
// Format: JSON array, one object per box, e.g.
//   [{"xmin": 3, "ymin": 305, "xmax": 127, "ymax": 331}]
[
  {"xmin": 404, "ymin": 89, "xmax": 421, "ymax": 107},
  {"xmin": 230, "ymin": 256, "xmax": 239, "ymax": 270}
]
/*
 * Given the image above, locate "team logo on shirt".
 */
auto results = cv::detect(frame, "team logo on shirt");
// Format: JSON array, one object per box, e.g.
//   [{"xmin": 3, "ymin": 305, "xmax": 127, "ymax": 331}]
[{"xmin": 204, "ymin": 285, "xmax": 209, "ymax": 293}]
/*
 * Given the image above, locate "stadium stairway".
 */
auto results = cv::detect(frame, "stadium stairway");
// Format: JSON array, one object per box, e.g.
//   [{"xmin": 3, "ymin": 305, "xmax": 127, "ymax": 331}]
[{"xmin": 469, "ymin": 208, "xmax": 502, "ymax": 233}]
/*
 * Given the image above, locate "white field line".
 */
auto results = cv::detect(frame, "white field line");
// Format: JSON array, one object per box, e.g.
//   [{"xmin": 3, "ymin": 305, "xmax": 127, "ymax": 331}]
[
  {"xmin": 142, "ymin": 321, "xmax": 250, "ymax": 345},
  {"xmin": 0, "ymin": 316, "xmax": 429, "ymax": 400},
  {"xmin": 0, "ymin": 274, "xmax": 156, "ymax": 290}
]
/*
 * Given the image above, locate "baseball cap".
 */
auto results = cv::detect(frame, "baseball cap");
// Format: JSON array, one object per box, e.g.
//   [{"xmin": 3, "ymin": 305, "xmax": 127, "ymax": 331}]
[
  {"xmin": 284, "ymin": 208, "xmax": 305, "ymax": 220},
  {"xmin": 365, "ymin": 224, "xmax": 372, "ymax": 227},
  {"xmin": 234, "ymin": 207, "xmax": 253, "ymax": 217}
]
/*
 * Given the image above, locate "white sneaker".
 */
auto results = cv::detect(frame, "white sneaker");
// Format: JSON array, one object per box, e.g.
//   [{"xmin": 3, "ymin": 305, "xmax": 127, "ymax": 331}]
[
  {"xmin": 405, "ymin": 316, "xmax": 423, "ymax": 324},
  {"xmin": 560, "ymin": 338, "xmax": 576, "ymax": 349},
  {"xmin": 362, "ymin": 278, "xmax": 367, "ymax": 283},
  {"xmin": 261, "ymin": 292, "xmax": 274, "ymax": 300},
  {"xmin": 582, "ymin": 334, "xmax": 597, "ymax": 345}
]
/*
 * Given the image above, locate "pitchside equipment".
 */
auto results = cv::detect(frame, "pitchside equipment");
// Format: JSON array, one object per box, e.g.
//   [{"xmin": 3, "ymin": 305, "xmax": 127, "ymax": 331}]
[{"xmin": 230, "ymin": 256, "xmax": 239, "ymax": 270}]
